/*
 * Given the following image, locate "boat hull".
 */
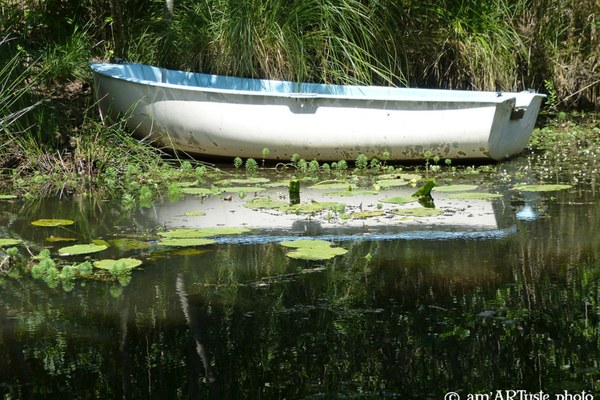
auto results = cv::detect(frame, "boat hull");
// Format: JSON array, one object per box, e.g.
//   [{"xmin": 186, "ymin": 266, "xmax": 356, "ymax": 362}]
[{"xmin": 91, "ymin": 62, "xmax": 545, "ymax": 161}]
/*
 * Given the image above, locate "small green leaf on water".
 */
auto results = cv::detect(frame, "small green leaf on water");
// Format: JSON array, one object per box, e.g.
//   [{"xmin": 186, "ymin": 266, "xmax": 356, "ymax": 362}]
[
  {"xmin": 377, "ymin": 178, "xmax": 409, "ymax": 189},
  {"xmin": 310, "ymin": 181, "xmax": 354, "ymax": 190},
  {"xmin": 94, "ymin": 258, "xmax": 143, "ymax": 270},
  {"xmin": 0, "ymin": 238, "xmax": 21, "ymax": 247},
  {"xmin": 446, "ymin": 192, "xmax": 503, "ymax": 200},
  {"xmin": 379, "ymin": 196, "xmax": 417, "ymax": 204},
  {"xmin": 280, "ymin": 239, "xmax": 347, "ymax": 260},
  {"xmin": 160, "ymin": 238, "xmax": 217, "ymax": 247},
  {"xmin": 513, "ymin": 184, "xmax": 572, "ymax": 192},
  {"xmin": 0, "ymin": 194, "xmax": 17, "ymax": 200},
  {"xmin": 286, "ymin": 247, "xmax": 348, "ymax": 260},
  {"xmin": 392, "ymin": 207, "xmax": 444, "ymax": 217},
  {"xmin": 46, "ymin": 236, "xmax": 77, "ymax": 242},
  {"xmin": 280, "ymin": 239, "xmax": 334, "ymax": 249},
  {"xmin": 433, "ymin": 184, "xmax": 478, "ymax": 192},
  {"xmin": 158, "ymin": 227, "xmax": 250, "ymax": 238},
  {"xmin": 181, "ymin": 187, "xmax": 220, "ymax": 196},
  {"xmin": 219, "ymin": 186, "xmax": 266, "ymax": 193},
  {"xmin": 183, "ymin": 211, "xmax": 206, "ymax": 217},
  {"xmin": 214, "ymin": 177, "xmax": 270, "ymax": 185},
  {"xmin": 324, "ymin": 190, "xmax": 379, "ymax": 197},
  {"xmin": 31, "ymin": 219, "xmax": 75, "ymax": 227},
  {"xmin": 59, "ymin": 243, "xmax": 108, "ymax": 256},
  {"xmin": 287, "ymin": 201, "xmax": 346, "ymax": 214},
  {"xmin": 245, "ymin": 197, "xmax": 288, "ymax": 210},
  {"xmin": 351, "ymin": 210, "xmax": 386, "ymax": 219}
]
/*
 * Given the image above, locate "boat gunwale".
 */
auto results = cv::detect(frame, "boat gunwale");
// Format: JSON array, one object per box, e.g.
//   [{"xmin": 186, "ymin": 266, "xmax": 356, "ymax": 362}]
[{"xmin": 90, "ymin": 62, "xmax": 544, "ymax": 105}]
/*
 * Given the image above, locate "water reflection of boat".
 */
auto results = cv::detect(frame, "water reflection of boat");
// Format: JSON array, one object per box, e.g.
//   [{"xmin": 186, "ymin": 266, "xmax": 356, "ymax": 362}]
[
  {"xmin": 90, "ymin": 62, "xmax": 545, "ymax": 161},
  {"xmin": 150, "ymin": 186, "xmax": 516, "ymax": 242}
]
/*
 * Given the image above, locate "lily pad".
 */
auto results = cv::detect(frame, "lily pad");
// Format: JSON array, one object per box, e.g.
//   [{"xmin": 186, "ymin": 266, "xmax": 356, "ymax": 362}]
[
  {"xmin": 446, "ymin": 192, "xmax": 503, "ymax": 200},
  {"xmin": 280, "ymin": 239, "xmax": 348, "ymax": 260},
  {"xmin": 433, "ymin": 184, "xmax": 479, "ymax": 192},
  {"xmin": 351, "ymin": 210, "xmax": 386, "ymax": 219},
  {"xmin": 94, "ymin": 258, "xmax": 143, "ymax": 270},
  {"xmin": 0, "ymin": 238, "xmax": 21, "ymax": 247},
  {"xmin": 59, "ymin": 243, "xmax": 108, "ymax": 256},
  {"xmin": 287, "ymin": 201, "xmax": 346, "ymax": 214},
  {"xmin": 0, "ymin": 194, "xmax": 17, "ymax": 200},
  {"xmin": 160, "ymin": 238, "xmax": 217, "ymax": 247},
  {"xmin": 325, "ymin": 190, "xmax": 379, "ymax": 197},
  {"xmin": 380, "ymin": 196, "xmax": 417, "ymax": 204},
  {"xmin": 45, "ymin": 236, "xmax": 77, "ymax": 243},
  {"xmin": 245, "ymin": 197, "xmax": 288, "ymax": 210},
  {"xmin": 219, "ymin": 186, "xmax": 266, "ymax": 193},
  {"xmin": 392, "ymin": 207, "xmax": 444, "ymax": 217},
  {"xmin": 280, "ymin": 239, "xmax": 335, "ymax": 249},
  {"xmin": 214, "ymin": 177, "xmax": 270, "ymax": 185},
  {"xmin": 513, "ymin": 184, "xmax": 572, "ymax": 192},
  {"xmin": 158, "ymin": 227, "xmax": 250, "ymax": 239},
  {"xmin": 31, "ymin": 219, "xmax": 75, "ymax": 227},
  {"xmin": 183, "ymin": 211, "xmax": 206, "ymax": 217},
  {"xmin": 181, "ymin": 187, "xmax": 221, "ymax": 196},
  {"xmin": 310, "ymin": 181, "xmax": 355, "ymax": 191},
  {"xmin": 263, "ymin": 180, "xmax": 290, "ymax": 188},
  {"xmin": 376, "ymin": 178, "xmax": 409, "ymax": 189}
]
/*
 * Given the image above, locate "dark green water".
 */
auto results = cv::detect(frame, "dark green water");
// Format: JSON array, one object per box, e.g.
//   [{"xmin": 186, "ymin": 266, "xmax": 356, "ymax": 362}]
[{"xmin": 1, "ymin": 160, "xmax": 600, "ymax": 399}]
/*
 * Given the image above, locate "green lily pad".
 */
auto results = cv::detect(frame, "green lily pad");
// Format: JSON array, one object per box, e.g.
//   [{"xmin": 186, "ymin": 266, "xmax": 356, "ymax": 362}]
[
  {"xmin": 380, "ymin": 196, "xmax": 418, "ymax": 204},
  {"xmin": 433, "ymin": 184, "xmax": 479, "ymax": 192},
  {"xmin": 160, "ymin": 238, "xmax": 217, "ymax": 247},
  {"xmin": 158, "ymin": 227, "xmax": 250, "ymax": 239},
  {"xmin": 183, "ymin": 211, "xmax": 206, "ymax": 217},
  {"xmin": 325, "ymin": 190, "xmax": 379, "ymax": 197},
  {"xmin": 287, "ymin": 201, "xmax": 346, "ymax": 214},
  {"xmin": 513, "ymin": 184, "xmax": 572, "ymax": 192},
  {"xmin": 219, "ymin": 186, "xmax": 266, "ymax": 193},
  {"xmin": 376, "ymin": 178, "xmax": 409, "ymax": 189},
  {"xmin": 59, "ymin": 243, "xmax": 108, "ymax": 256},
  {"xmin": 446, "ymin": 192, "xmax": 503, "ymax": 200},
  {"xmin": 181, "ymin": 187, "xmax": 221, "ymax": 196},
  {"xmin": 94, "ymin": 258, "xmax": 143, "ymax": 270},
  {"xmin": 45, "ymin": 236, "xmax": 77, "ymax": 242},
  {"xmin": 392, "ymin": 207, "xmax": 444, "ymax": 217},
  {"xmin": 0, "ymin": 238, "xmax": 21, "ymax": 247},
  {"xmin": 351, "ymin": 210, "xmax": 386, "ymax": 219},
  {"xmin": 263, "ymin": 180, "xmax": 290, "ymax": 188},
  {"xmin": 0, "ymin": 194, "xmax": 17, "ymax": 200},
  {"xmin": 280, "ymin": 239, "xmax": 348, "ymax": 260},
  {"xmin": 280, "ymin": 239, "xmax": 335, "ymax": 249},
  {"xmin": 310, "ymin": 181, "xmax": 354, "ymax": 190},
  {"xmin": 214, "ymin": 177, "xmax": 270, "ymax": 185},
  {"xmin": 245, "ymin": 197, "xmax": 289, "ymax": 210},
  {"xmin": 31, "ymin": 219, "xmax": 75, "ymax": 227},
  {"xmin": 287, "ymin": 247, "xmax": 348, "ymax": 260}
]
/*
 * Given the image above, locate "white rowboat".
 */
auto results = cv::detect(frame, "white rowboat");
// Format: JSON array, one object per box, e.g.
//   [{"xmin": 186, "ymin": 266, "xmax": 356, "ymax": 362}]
[{"xmin": 90, "ymin": 62, "xmax": 546, "ymax": 161}]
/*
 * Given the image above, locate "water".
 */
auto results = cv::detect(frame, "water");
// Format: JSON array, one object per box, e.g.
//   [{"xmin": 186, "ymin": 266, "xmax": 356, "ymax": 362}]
[{"xmin": 1, "ymin": 158, "xmax": 600, "ymax": 399}]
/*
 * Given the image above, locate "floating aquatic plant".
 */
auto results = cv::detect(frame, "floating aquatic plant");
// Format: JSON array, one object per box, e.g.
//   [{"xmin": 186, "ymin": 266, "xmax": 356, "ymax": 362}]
[
  {"xmin": 350, "ymin": 210, "xmax": 386, "ymax": 219},
  {"xmin": 159, "ymin": 227, "xmax": 251, "ymax": 238},
  {"xmin": 324, "ymin": 190, "xmax": 379, "ymax": 197},
  {"xmin": 280, "ymin": 239, "xmax": 347, "ymax": 260},
  {"xmin": 512, "ymin": 184, "xmax": 572, "ymax": 192},
  {"xmin": 160, "ymin": 238, "xmax": 217, "ymax": 247},
  {"xmin": 376, "ymin": 178, "xmax": 409, "ymax": 189},
  {"xmin": 0, "ymin": 194, "xmax": 17, "ymax": 200},
  {"xmin": 181, "ymin": 187, "xmax": 221, "ymax": 196},
  {"xmin": 0, "ymin": 238, "xmax": 21, "ymax": 247},
  {"xmin": 218, "ymin": 186, "xmax": 266, "ymax": 193},
  {"xmin": 446, "ymin": 193, "xmax": 503, "ymax": 200},
  {"xmin": 45, "ymin": 236, "xmax": 77, "ymax": 242},
  {"xmin": 433, "ymin": 184, "xmax": 479, "ymax": 192},
  {"xmin": 58, "ymin": 243, "xmax": 108, "ymax": 256},
  {"xmin": 94, "ymin": 258, "xmax": 143, "ymax": 270},
  {"xmin": 183, "ymin": 211, "xmax": 206, "ymax": 217},
  {"xmin": 392, "ymin": 207, "xmax": 444, "ymax": 217},
  {"xmin": 379, "ymin": 196, "xmax": 417, "ymax": 204},
  {"xmin": 244, "ymin": 197, "xmax": 288, "ymax": 210},
  {"xmin": 31, "ymin": 219, "xmax": 75, "ymax": 227},
  {"xmin": 214, "ymin": 177, "xmax": 270, "ymax": 185}
]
